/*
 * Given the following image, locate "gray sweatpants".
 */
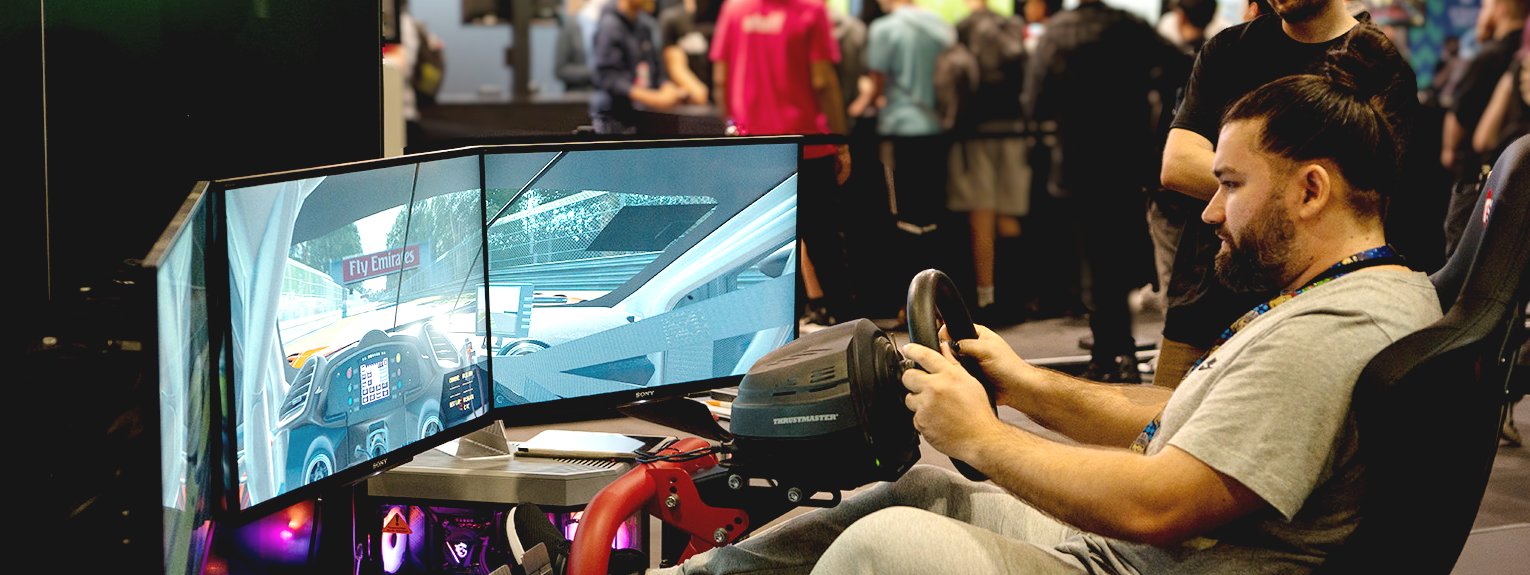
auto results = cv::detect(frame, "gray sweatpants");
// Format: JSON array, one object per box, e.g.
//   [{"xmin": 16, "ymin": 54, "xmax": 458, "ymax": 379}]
[{"xmin": 648, "ymin": 465, "xmax": 1094, "ymax": 575}]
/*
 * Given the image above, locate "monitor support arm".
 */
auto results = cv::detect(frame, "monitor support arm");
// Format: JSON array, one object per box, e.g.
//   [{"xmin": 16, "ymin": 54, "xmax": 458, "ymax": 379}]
[{"xmin": 568, "ymin": 438, "xmax": 820, "ymax": 575}]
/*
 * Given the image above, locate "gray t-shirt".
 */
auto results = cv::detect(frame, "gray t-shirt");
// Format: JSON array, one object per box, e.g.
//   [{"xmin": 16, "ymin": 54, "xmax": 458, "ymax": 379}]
[
  {"xmin": 866, "ymin": 6, "xmax": 954, "ymax": 136},
  {"xmin": 1059, "ymin": 270, "xmax": 1441, "ymax": 574}
]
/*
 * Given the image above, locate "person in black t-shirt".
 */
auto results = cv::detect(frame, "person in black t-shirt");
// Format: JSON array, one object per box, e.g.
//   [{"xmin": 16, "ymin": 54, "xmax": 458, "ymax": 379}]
[
  {"xmin": 1024, "ymin": 0, "xmax": 1182, "ymax": 382},
  {"xmin": 1144, "ymin": 0, "xmax": 1213, "ymax": 336},
  {"xmin": 1442, "ymin": 0, "xmax": 1526, "ymax": 256},
  {"xmin": 1156, "ymin": 0, "xmax": 1418, "ymax": 388},
  {"xmin": 591, "ymin": 0, "xmax": 687, "ymax": 133},
  {"xmin": 1473, "ymin": 32, "xmax": 1530, "ymax": 160},
  {"xmin": 659, "ymin": 0, "xmax": 715, "ymax": 105}
]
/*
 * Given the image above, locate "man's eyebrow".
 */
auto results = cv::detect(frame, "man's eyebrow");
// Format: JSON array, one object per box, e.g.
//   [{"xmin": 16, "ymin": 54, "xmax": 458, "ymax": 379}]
[{"xmin": 1213, "ymin": 165, "xmax": 1241, "ymax": 179}]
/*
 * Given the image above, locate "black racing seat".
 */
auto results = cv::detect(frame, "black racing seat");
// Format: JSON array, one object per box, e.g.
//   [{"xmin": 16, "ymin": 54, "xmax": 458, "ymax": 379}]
[{"xmin": 1320, "ymin": 134, "xmax": 1530, "ymax": 573}]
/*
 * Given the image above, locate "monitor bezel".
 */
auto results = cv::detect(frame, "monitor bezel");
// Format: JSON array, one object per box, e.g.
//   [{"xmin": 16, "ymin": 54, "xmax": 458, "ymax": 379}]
[
  {"xmin": 143, "ymin": 183, "xmax": 223, "ymax": 571},
  {"xmin": 212, "ymin": 136, "xmax": 802, "ymax": 521}
]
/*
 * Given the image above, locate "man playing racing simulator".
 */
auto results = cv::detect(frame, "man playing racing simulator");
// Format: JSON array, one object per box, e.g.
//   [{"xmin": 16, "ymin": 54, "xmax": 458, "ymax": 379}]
[{"xmin": 652, "ymin": 68, "xmax": 1443, "ymax": 574}]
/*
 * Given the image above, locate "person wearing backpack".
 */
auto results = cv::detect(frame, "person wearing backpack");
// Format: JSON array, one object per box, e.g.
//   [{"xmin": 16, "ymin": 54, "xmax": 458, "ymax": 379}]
[
  {"xmin": 946, "ymin": 0, "xmax": 1031, "ymax": 324},
  {"xmin": 395, "ymin": 1, "xmax": 445, "ymax": 147}
]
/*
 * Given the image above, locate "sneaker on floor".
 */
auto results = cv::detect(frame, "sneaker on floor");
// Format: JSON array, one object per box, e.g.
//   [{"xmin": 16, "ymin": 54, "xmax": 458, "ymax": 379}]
[
  {"xmin": 1081, "ymin": 355, "xmax": 1142, "ymax": 384},
  {"xmin": 1502, "ymin": 404, "xmax": 1523, "ymax": 448},
  {"xmin": 508, "ymin": 503, "xmax": 569, "ymax": 575},
  {"xmin": 803, "ymin": 298, "xmax": 844, "ymax": 327},
  {"xmin": 607, "ymin": 548, "xmax": 648, "ymax": 575},
  {"xmin": 507, "ymin": 503, "xmax": 650, "ymax": 575}
]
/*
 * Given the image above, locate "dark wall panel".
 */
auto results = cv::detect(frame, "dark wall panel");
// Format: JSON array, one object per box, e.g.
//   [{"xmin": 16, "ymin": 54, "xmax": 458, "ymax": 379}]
[
  {"xmin": 3, "ymin": 1, "xmax": 46, "ymax": 304},
  {"xmin": 39, "ymin": 0, "xmax": 173, "ymax": 302},
  {"xmin": 31, "ymin": 0, "xmax": 381, "ymax": 305}
]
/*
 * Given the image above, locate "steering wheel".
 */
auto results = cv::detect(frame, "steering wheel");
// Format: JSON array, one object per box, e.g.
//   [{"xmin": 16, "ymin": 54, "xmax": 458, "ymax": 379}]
[{"xmin": 905, "ymin": 269, "xmax": 997, "ymax": 482}]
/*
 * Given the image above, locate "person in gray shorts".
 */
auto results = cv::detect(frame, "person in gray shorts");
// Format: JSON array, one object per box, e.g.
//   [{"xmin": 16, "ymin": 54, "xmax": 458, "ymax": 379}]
[{"xmin": 651, "ymin": 63, "xmax": 1442, "ymax": 575}]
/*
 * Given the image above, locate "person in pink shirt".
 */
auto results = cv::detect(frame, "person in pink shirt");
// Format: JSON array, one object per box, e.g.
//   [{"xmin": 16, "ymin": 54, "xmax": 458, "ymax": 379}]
[{"xmin": 711, "ymin": 0, "xmax": 856, "ymax": 324}]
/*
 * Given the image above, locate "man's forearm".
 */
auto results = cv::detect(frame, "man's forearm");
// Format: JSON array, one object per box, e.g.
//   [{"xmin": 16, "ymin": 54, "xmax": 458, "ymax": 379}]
[
  {"xmin": 1442, "ymin": 111, "xmax": 1463, "ymax": 170},
  {"xmin": 1474, "ymin": 74, "xmax": 1514, "ymax": 154},
  {"xmin": 1161, "ymin": 128, "xmax": 1218, "ymax": 200},
  {"xmin": 1008, "ymin": 365, "xmax": 1169, "ymax": 447},
  {"xmin": 665, "ymin": 47, "xmax": 707, "ymax": 98},
  {"xmin": 628, "ymin": 85, "xmax": 670, "ymax": 109},
  {"xmin": 713, "ymin": 63, "xmax": 729, "ymax": 122},
  {"xmin": 812, "ymin": 61, "xmax": 848, "ymax": 135},
  {"xmin": 965, "ymin": 425, "xmax": 1243, "ymax": 546}
]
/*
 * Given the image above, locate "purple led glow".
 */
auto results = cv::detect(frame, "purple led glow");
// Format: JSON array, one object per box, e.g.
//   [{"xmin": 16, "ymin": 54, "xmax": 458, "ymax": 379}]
[
  {"xmin": 230, "ymin": 502, "xmax": 315, "ymax": 565},
  {"xmin": 555, "ymin": 511, "xmax": 639, "ymax": 550}
]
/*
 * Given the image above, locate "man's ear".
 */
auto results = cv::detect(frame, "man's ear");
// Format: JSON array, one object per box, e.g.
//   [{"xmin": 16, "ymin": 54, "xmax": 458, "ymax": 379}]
[{"xmin": 1293, "ymin": 163, "xmax": 1332, "ymax": 220}]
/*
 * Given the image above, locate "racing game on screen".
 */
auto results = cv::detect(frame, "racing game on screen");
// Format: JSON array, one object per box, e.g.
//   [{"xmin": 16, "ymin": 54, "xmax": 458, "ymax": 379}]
[
  {"xmin": 483, "ymin": 143, "xmax": 799, "ymax": 407},
  {"xmin": 226, "ymin": 156, "xmax": 492, "ymax": 509}
]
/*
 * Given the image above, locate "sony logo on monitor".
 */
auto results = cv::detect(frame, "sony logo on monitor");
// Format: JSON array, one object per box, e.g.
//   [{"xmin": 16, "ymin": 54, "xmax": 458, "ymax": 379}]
[
  {"xmin": 635, "ymin": 390, "xmax": 655, "ymax": 399},
  {"xmin": 373, "ymin": 458, "xmax": 389, "ymax": 470}
]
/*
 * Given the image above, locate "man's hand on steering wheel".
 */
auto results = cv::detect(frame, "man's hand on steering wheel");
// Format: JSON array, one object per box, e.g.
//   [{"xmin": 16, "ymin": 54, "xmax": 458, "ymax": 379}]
[
  {"xmin": 901, "ymin": 342, "xmax": 1006, "ymax": 463},
  {"xmin": 938, "ymin": 324, "xmax": 1031, "ymax": 408}
]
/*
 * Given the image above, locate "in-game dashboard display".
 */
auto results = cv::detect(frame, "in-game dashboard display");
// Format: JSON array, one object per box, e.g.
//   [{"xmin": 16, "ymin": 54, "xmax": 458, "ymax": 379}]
[{"xmin": 225, "ymin": 154, "xmax": 493, "ymax": 511}]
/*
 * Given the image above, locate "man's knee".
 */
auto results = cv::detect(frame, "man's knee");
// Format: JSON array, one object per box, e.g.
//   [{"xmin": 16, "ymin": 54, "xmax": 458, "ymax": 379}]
[
  {"xmin": 884, "ymin": 465, "xmax": 963, "ymax": 504},
  {"xmin": 896, "ymin": 464, "xmax": 963, "ymax": 488},
  {"xmin": 818, "ymin": 507, "xmax": 932, "ymax": 572}
]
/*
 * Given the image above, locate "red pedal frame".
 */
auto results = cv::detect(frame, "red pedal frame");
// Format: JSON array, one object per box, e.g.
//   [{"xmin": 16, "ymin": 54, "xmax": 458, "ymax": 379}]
[{"xmin": 567, "ymin": 438, "xmax": 750, "ymax": 575}]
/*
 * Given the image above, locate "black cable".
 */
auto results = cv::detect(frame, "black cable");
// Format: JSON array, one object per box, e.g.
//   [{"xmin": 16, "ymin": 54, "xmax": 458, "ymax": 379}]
[{"xmin": 633, "ymin": 444, "xmax": 727, "ymax": 464}]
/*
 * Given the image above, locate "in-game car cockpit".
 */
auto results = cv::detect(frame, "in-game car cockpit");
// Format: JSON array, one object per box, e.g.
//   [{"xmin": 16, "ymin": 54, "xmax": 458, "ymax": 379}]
[
  {"xmin": 225, "ymin": 152, "xmax": 493, "ymax": 514},
  {"xmin": 274, "ymin": 323, "xmax": 484, "ymax": 489}
]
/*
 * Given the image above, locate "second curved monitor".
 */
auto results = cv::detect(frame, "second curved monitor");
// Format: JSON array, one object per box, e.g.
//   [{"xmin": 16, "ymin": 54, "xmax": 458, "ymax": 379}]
[{"xmin": 482, "ymin": 143, "xmax": 800, "ymax": 410}]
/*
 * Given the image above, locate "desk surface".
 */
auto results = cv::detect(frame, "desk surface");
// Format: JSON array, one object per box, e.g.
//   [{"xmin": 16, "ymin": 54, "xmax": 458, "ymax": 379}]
[
  {"xmin": 366, "ymin": 415, "xmax": 703, "ymax": 507},
  {"xmin": 369, "ymin": 398, "xmax": 1059, "ymax": 508}
]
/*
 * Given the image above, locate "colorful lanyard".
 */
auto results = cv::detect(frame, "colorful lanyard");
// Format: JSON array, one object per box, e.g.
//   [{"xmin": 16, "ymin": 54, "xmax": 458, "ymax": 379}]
[
  {"xmin": 1132, "ymin": 245, "xmax": 1406, "ymax": 454},
  {"xmin": 1187, "ymin": 245, "xmax": 1406, "ymax": 371}
]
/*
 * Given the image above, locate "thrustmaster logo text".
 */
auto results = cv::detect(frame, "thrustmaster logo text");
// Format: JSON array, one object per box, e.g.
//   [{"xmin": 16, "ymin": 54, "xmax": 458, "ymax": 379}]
[{"xmin": 774, "ymin": 414, "xmax": 839, "ymax": 425}]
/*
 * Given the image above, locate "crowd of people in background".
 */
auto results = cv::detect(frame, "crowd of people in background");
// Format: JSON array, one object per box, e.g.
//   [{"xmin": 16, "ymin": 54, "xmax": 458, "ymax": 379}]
[
  {"xmin": 405, "ymin": 0, "xmax": 1530, "ymax": 441},
  {"xmin": 567, "ymin": 0, "xmax": 1528, "ymax": 407}
]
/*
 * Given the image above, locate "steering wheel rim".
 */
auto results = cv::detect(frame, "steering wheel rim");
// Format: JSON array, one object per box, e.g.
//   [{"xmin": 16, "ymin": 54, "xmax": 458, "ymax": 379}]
[{"xmin": 906, "ymin": 269, "xmax": 996, "ymax": 481}]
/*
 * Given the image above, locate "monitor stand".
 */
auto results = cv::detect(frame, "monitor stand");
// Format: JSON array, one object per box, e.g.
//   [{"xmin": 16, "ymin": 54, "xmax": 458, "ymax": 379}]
[{"xmin": 434, "ymin": 420, "xmax": 513, "ymax": 458}]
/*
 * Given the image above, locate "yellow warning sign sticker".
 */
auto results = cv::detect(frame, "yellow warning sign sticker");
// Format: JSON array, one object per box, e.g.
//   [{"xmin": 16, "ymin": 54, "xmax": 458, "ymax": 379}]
[{"xmin": 382, "ymin": 509, "xmax": 412, "ymax": 534}]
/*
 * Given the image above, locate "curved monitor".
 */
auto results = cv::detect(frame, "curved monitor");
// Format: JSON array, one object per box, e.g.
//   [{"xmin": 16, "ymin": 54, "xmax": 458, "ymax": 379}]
[
  {"xmin": 221, "ymin": 150, "xmax": 494, "ymax": 515},
  {"xmin": 481, "ymin": 142, "xmax": 800, "ymax": 412},
  {"xmin": 215, "ymin": 137, "xmax": 799, "ymax": 518}
]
